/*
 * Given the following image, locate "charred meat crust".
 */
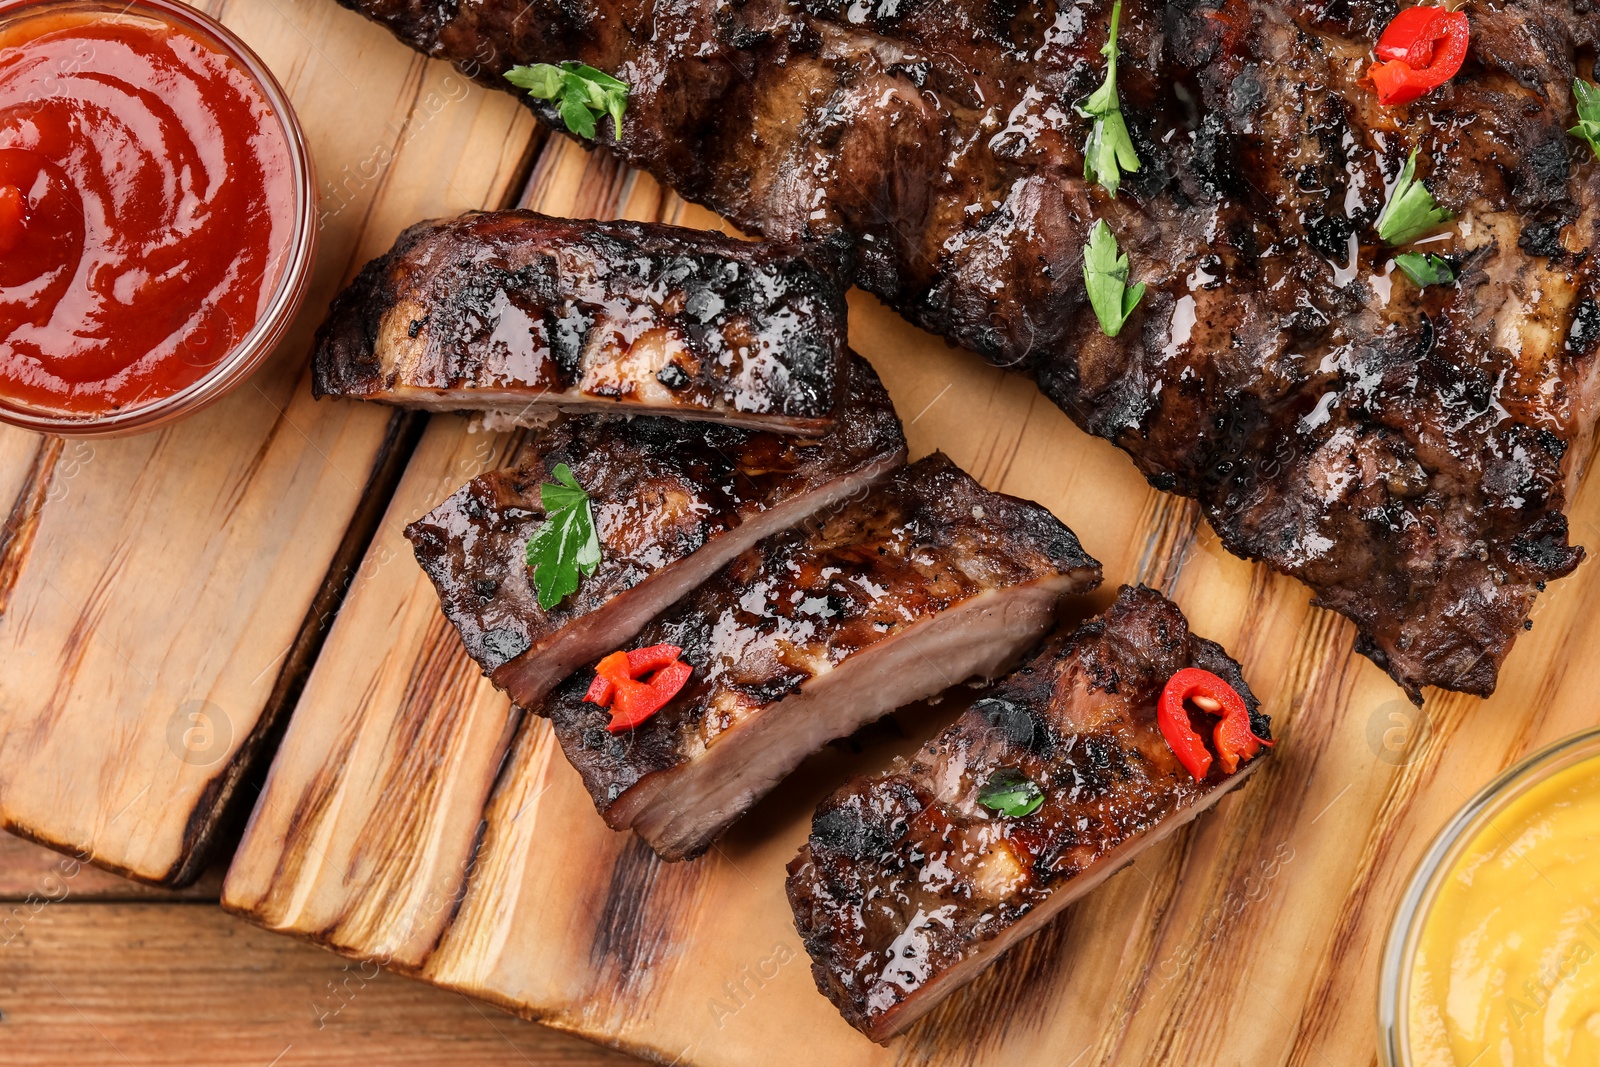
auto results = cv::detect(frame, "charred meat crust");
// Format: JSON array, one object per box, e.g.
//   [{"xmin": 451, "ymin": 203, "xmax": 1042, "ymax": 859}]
[
  {"xmin": 312, "ymin": 210, "xmax": 852, "ymax": 430},
  {"xmin": 338, "ymin": 0, "xmax": 1600, "ymax": 698},
  {"xmin": 404, "ymin": 354, "xmax": 906, "ymax": 705},
  {"xmin": 785, "ymin": 585, "xmax": 1270, "ymax": 1042},
  {"xmin": 535, "ymin": 453, "xmax": 1103, "ymax": 858}
]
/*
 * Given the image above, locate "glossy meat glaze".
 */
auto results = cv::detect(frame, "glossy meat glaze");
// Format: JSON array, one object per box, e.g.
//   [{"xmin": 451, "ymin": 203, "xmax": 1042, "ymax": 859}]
[
  {"xmin": 314, "ymin": 211, "xmax": 852, "ymax": 432},
  {"xmin": 537, "ymin": 453, "xmax": 1102, "ymax": 859},
  {"xmin": 405, "ymin": 355, "xmax": 906, "ymax": 708},
  {"xmin": 786, "ymin": 585, "xmax": 1271, "ymax": 1040},
  {"xmin": 340, "ymin": 0, "xmax": 1600, "ymax": 697}
]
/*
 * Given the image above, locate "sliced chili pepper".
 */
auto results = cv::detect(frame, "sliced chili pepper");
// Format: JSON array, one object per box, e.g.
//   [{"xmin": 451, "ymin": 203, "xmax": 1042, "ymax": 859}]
[
  {"xmin": 1367, "ymin": 7, "xmax": 1469, "ymax": 106},
  {"xmin": 626, "ymin": 643, "xmax": 683, "ymax": 676},
  {"xmin": 587, "ymin": 648, "xmax": 659, "ymax": 709},
  {"xmin": 1375, "ymin": 6, "xmax": 1443, "ymax": 64},
  {"xmin": 1157, "ymin": 667, "xmax": 1274, "ymax": 780},
  {"xmin": 582, "ymin": 673, "xmax": 615, "ymax": 707},
  {"xmin": 607, "ymin": 659, "xmax": 693, "ymax": 733},
  {"xmin": 1211, "ymin": 687, "xmax": 1274, "ymax": 774},
  {"xmin": 594, "ymin": 650, "xmax": 632, "ymax": 687},
  {"xmin": 1158, "ymin": 671, "xmax": 1215, "ymax": 780},
  {"xmin": 604, "ymin": 677, "xmax": 651, "ymax": 726},
  {"xmin": 584, "ymin": 643, "xmax": 694, "ymax": 730}
]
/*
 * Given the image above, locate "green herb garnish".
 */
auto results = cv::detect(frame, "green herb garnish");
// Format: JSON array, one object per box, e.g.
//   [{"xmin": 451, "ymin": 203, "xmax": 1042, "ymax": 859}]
[
  {"xmin": 1393, "ymin": 252, "xmax": 1456, "ymax": 287},
  {"xmin": 1571, "ymin": 78, "xmax": 1600, "ymax": 160},
  {"xmin": 505, "ymin": 63, "xmax": 628, "ymax": 141},
  {"xmin": 1082, "ymin": 218, "xmax": 1146, "ymax": 337},
  {"xmin": 524, "ymin": 463, "xmax": 601, "ymax": 609},
  {"xmin": 1376, "ymin": 148, "xmax": 1452, "ymax": 246},
  {"xmin": 1075, "ymin": 0, "xmax": 1141, "ymax": 197},
  {"xmin": 976, "ymin": 768, "xmax": 1045, "ymax": 819}
]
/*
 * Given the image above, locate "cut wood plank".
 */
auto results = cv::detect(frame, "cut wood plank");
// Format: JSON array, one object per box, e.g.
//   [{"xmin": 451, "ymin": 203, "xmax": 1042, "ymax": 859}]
[
  {"xmin": 0, "ymin": 834, "xmax": 222, "ymax": 901},
  {"xmin": 223, "ymin": 139, "xmax": 681, "ymax": 971},
  {"xmin": 0, "ymin": 902, "xmax": 636, "ymax": 1066},
  {"xmin": 0, "ymin": 0, "xmax": 539, "ymax": 886},
  {"xmin": 224, "ymin": 103, "xmax": 1600, "ymax": 1067}
]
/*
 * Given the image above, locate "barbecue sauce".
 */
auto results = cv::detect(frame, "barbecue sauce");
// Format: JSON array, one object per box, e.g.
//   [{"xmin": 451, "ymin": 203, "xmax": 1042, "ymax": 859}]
[{"xmin": 0, "ymin": 10, "xmax": 294, "ymax": 417}]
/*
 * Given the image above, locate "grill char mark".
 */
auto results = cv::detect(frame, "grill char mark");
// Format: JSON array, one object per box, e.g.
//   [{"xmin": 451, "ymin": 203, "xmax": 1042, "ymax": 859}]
[
  {"xmin": 785, "ymin": 585, "xmax": 1272, "ymax": 1042},
  {"xmin": 536, "ymin": 453, "xmax": 1103, "ymax": 860},
  {"xmin": 313, "ymin": 210, "xmax": 852, "ymax": 432},
  {"xmin": 341, "ymin": 0, "xmax": 1600, "ymax": 698},
  {"xmin": 404, "ymin": 355, "xmax": 907, "ymax": 708}
]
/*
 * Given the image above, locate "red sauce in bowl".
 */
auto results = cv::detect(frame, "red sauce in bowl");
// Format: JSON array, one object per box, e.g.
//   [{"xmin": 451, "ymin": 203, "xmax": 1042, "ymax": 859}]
[{"xmin": 0, "ymin": 8, "xmax": 297, "ymax": 419}]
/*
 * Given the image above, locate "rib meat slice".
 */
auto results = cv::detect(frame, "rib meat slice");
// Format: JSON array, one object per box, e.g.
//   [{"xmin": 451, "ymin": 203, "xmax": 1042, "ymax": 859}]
[
  {"xmin": 334, "ymin": 0, "xmax": 1600, "ymax": 698},
  {"xmin": 406, "ymin": 355, "xmax": 906, "ymax": 709},
  {"xmin": 537, "ymin": 454, "xmax": 1102, "ymax": 860},
  {"xmin": 313, "ymin": 211, "xmax": 851, "ymax": 434},
  {"xmin": 786, "ymin": 585, "xmax": 1272, "ymax": 1042}
]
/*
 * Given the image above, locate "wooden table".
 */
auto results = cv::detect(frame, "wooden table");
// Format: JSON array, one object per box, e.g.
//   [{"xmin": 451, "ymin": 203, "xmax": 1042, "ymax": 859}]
[
  {"xmin": 7, "ymin": 1, "xmax": 1600, "ymax": 1065},
  {"xmin": 0, "ymin": 833, "xmax": 636, "ymax": 1065}
]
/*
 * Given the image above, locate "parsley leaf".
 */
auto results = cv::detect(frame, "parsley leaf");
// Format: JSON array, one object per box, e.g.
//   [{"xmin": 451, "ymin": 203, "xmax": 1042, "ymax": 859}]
[
  {"xmin": 1572, "ymin": 78, "xmax": 1600, "ymax": 160},
  {"xmin": 505, "ymin": 63, "xmax": 629, "ymax": 141},
  {"xmin": 976, "ymin": 768, "xmax": 1045, "ymax": 819},
  {"xmin": 1075, "ymin": 0, "xmax": 1141, "ymax": 197},
  {"xmin": 1376, "ymin": 148, "xmax": 1452, "ymax": 246},
  {"xmin": 524, "ymin": 463, "xmax": 602, "ymax": 610},
  {"xmin": 1082, "ymin": 218, "xmax": 1146, "ymax": 337},
  {"xmin": 1393, "ymin": 252, "xmax": 1456, "ymax": 287}
]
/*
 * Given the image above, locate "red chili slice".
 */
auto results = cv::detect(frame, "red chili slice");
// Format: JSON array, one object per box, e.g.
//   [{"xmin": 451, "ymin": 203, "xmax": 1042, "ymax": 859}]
[
  {"xmin": 1367, "ymin": 7, "xmax": 1469, "ymax": 106},
  {"xmin": 594, "ymin": 650, "xmax": 632, "ymax": 687},
  {"xmin": 626, "ymin": 643, "xmax": 683, "ymax": 676},
  {"xmin": 606, "ymin": 659, "xmax": 693, "ymax": 733},
  {"xmin": 583, "ymin": 643, "xmax": 693, "ymax": 730},
  {"xmin": 583, "ymin": 673, "xmax": 615, "ymax": 707},
  {"xmin": 1157, "ymin": 667, "xmax": 1274, "ymax": 780}
]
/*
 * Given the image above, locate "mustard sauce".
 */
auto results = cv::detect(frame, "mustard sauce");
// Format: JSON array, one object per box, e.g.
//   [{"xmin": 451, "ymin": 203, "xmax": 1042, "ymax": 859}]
[{"xmin": 1409, "ymin": 757, "xmax": 1600, "ymax": 1066}]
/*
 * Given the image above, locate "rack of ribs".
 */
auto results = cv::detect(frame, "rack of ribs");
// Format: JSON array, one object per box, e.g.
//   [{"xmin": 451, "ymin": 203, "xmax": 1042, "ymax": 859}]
[
  {"xmin": 535, "ymin": 454, "xmax": 1103, "ymax": 860},
  {"xmin": 314, "ymin": 211, "xmax": 852, "ymax": 434},
  {"xmin": 786, "ymin": 585, "xmax": 1272, "ymax": 1041},
  {"xmin": 335, "ymin": 0, "xmax": 1600, "ymax": 699},
  {"xmin": 406, "ymin": 355, "xmax": 907, "ymax": 709}
]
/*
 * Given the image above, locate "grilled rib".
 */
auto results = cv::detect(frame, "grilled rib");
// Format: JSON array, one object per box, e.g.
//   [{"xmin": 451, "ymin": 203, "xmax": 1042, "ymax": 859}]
[
  {"xmin": 314, "ymin": 211, "xmax": 851, "ymax": 433},
  {"xmin": 335, "ymin": 0, "xmax": 1600, "ymax": 698},
  {"xmin": 536, "ymin": 454, "xmax": 1103, "ymax": 861},
  {"xmin": 786, "ymin": 585, "xmax": 1272, "ymax": 1042},
  {"xmin": 405, "ymin": 355, "xmax": 907, "ymax": 709}
]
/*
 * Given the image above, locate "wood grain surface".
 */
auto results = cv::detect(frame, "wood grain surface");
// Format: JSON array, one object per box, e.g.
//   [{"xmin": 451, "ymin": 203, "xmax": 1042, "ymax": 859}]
[
  {"xmin": 0, "ymin": 837, "xmax": 634, "ymax": 1065},
  {"xmin": 222, "ymin": 140, "xmax": 689, "ymax": 970},
  {"xmin": 0, "ymin": 0, "xmax": 539, "ymax": 886},
  {"xmin": 223, "ymin": 122, "xmax": 1600, "ymax": 1064}
]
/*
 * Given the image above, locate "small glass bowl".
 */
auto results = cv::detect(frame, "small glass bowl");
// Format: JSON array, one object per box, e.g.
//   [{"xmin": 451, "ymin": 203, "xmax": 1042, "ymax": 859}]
[
  {"xmin": 0, "ymin": 0, "xmax": 317, "ymax": 437},
  {"xmin": 1378, "ymin": 726, "xmax": 1600, "ymax": 1067}
]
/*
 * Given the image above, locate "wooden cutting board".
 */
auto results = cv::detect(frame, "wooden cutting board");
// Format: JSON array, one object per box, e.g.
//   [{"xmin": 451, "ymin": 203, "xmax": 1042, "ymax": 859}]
[
  {"xmin": 0, "ymin": 0, "xmax": 539, "ymax": 885},
  {"xmin": 222, "ymin": 115, "xmax": 1600, "ymax": 1064}
]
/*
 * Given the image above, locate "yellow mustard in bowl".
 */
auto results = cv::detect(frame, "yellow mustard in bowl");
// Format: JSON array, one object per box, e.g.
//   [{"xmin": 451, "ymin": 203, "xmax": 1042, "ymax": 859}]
[{"xmin": 1406, "ymin": 754, "xmax": 1600, "ymax": 1066}]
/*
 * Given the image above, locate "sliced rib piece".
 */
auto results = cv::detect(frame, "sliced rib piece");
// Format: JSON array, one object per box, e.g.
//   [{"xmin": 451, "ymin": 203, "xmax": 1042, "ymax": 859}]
[
  {"xmin": 313, "ymin": 211, "xmax": 851, "ymax": 433},
  {"xmin": 406, "ymin": 355, "xmax": 906, "ymax": 709},
  {"xmin": 537, "ymin": 454, "xmax": 1102, "ymax": 861},
  {"xmin": 787, "ymin": 585, "xmax": 1273, "ymax": 1042},
  {"xmin": 335, "ymin": 0, "xmax": 1600, "ymax": 698}
]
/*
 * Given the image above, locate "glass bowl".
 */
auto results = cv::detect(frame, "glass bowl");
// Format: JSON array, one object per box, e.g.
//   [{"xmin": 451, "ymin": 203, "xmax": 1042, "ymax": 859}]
[
  {"xmin": 1378, "ymin": 726, "xmax": 1600, "ymax": 1067},
  {"xmin": 0, "ymin": 0, "xmax": 317, "ymax": 437}
]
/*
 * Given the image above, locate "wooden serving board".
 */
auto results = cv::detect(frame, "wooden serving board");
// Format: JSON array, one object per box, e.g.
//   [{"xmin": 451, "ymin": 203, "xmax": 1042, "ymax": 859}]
[
  {"xmin": 0, "ymin": 0, "xmax": 539, "ymax": 885},
  {"xmin": 222, "ymin": 110, "xmax": 1600, "ymax": 1065},
  {"xmin": 225, "ymin": 116, "xmax": 1600, "ymax": 1067}
]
